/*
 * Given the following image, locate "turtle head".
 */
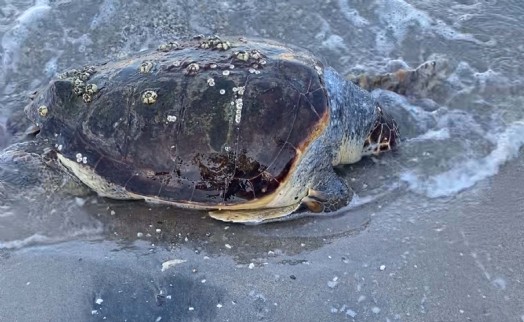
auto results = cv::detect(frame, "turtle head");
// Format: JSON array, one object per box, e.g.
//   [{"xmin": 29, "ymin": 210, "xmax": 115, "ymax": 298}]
[
  {"xmin": 361, "ymin": 105, "xmax": 399, "ymax": 156},
  {"xmin": 324, "ymin": 66, "xmax": 400, "ymax": 165}
]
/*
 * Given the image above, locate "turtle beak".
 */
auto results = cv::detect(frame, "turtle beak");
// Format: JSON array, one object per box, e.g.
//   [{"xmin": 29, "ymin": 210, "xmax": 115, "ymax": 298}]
[{"xmin": 362, "ymin": 105, "xmax": 399, "ymax": 155}]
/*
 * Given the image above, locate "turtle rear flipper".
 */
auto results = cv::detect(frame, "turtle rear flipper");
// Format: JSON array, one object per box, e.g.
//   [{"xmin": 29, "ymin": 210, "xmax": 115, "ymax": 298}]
[
  {"xmin": 301, "ymin": 171, "xmax": 352, "ymax": 213},
  {"xmin": 349, "ymin": 58, "xmax": 449, "ymax": 96},
  {"xmin": 208, "ymin": 203, "xmax": 301, "ymax": 224}
]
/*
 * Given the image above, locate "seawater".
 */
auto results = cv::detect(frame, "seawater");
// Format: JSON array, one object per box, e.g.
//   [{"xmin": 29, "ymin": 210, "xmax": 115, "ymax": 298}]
[{"xmin": 0, "ymin": 0, "xmax": 523, "ymax": 243}]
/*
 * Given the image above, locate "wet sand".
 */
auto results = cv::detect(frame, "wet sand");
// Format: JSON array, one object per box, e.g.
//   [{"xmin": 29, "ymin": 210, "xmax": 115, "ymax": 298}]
[{"xmin": 1, "ymin": 155, "xmax": 522, "ymax": 321}]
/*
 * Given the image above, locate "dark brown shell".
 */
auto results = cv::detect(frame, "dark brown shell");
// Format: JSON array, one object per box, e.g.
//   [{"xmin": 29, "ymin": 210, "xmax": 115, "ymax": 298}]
[{"xmin": 29, "ymin": 37, "xmax": 329, "ymax": 206}]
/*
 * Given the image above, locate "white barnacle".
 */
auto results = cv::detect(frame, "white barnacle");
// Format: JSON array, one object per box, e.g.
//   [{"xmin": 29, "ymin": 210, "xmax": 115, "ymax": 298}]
[
  {"xmin": 74, "ymin": 79, "xmax": 85, "ymax": 87},
  {"xmin": 140, "ymin": 61, "xmax": 154, "ymax": 73},
  {"xmin": 216, "ymin": 41, "xmax": 231, "ymax": 51},
  {"xmin": 76, "ymin": 153, "xmax": 83, "ymax": 163},
  {"xmin": 86, "ymin": 84, "xmax": 98, "ymax": 94},
  {"xmin": 232, "ymin": 87, "xmax": 238, "ymax": 92},
  {"xmin": 315, "ymin": 65, "xmax": 323, "ymax": 75},
  {"xmin": 158, "ymin": 41, "xmax": 179, "ymax": 52},
  {"xmin": 222, "ymin": 70, "xmax": 230, "ymax": 76},
  {"xmin": 83, "ymin": 66, "xmax": 96, "ymax": 74},
  {"xmin": 57, "ymin": 144, "xmax": 63, "ymax": 151},
  {"xmin": 235, "ymin": 51, "xmax": 250, "ymax": 61},
  {"xmin": 260, "ymin": 59, "xmax": 267, "ymax": 65},
  {"xmin": 82, "ymin": 93, "xmax": 92, "ymax": 103},
  {"xmin": 185, "ymin": 63, "xmax": 200, "ymax": 75},
  {"xmin": 229, "ymin": 64, "xmax": 235, "ymax": 69},
  {"xmin": 142, "ymin": 90, "xmax": 158, "ymax": 104},
  {"xmin": 251, "ymin": 50, "xmax": 262, "ymax": 60},
  {"xmin": 209, "ymin": 63, "xmax": 217, "ymax": 69},
  {"xmin": 82, "ymin": 156, "xmax": 88, "ymax": 164},
  {"xmin": 207, "ymin": 78, "xmax": 215, "ymax": 86},
  {"xmin": 167, "ymin": 115, "xmax": 177, "ymax": 122},
  {"xmin": 78, "ymin": 72, "xmax": 90, "ymax": 81},
  {"xmin": 235, "ymin": 98, "xmax": 243, "ymax": 111},
  {"xmin": 235, "ymin": 98, "xmax": 243, "ymax": 124},
  {"xmin": 73, "ymin": 85, "xmax": 85, "ymax": 96},
  {"xmin": 38, "ymin": 105, "xmax": 48, "ymax": 117},
  {"xmin": 224, "ymin": 146, "xmax": 231, "ymax": 152},
  {"xmin": 219, "ymin": 89, "xmax": 226, "ymax": 95},
  {"xmin": 236, "ymin": 86, "xmax": 245, "ymax": 96},
  {"xmin": 248, "ymin": 68, "xmax": 256, "ymax": 74}
]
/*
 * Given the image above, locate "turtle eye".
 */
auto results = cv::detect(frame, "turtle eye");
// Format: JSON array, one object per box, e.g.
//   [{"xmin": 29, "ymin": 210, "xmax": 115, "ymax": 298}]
[{"xmin": 362, "ymin": 106, "xmax": 399, "ymax": 155}]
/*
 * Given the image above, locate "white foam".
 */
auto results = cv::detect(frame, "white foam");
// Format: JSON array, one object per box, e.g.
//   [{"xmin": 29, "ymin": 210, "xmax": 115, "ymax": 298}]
[
  {"xmin": 43, "ymin": 56, "xmax": 59, "ymax": 77},
  {"xmin": 90, "ymin": 0, "xmax": 119, "ymax": 30},
  {"xmin": 337, "ymin": 0, "xmax": 369, "ymax": 27},
  {"xmin": 321, "ymin": 35, "xmax": 349, "ymax": 53},
  {"xmin": 1, "ymin": 0, "xmax": 51, "ymax": 76},
  {"xmin": 409, "ymin": 128, "xmax": 450, "ymax": 142},
  {"xmin": 0, "ymin": 226, "xmax": 103, "ymax": 250},
  {"xmin": 401, "ymin": 120, "xmax": 524, "ymax": 198},
  {"xmin": 373, "ymin": 0, "xmax": 488, "ymax": 54}
]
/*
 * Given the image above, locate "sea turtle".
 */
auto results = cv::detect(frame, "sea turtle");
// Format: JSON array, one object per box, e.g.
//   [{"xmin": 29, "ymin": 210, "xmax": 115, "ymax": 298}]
[{"xmin": 1, "ymin": 36, "xmax": 439, "ymax": 223}]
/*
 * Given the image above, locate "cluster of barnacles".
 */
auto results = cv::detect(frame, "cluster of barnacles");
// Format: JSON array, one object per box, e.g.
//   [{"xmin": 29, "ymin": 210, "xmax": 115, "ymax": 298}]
[
  {"xmin": 59, "ymin": 66, "xmax": 98, "ymax": 103},
  {"xmin": 232, "ymin": 49, "xmax": 266, "ymax": 74},
  {"xmin": 157, "ymin": 41, "xmax": 181, "ymax": 52},
  {"xmin": 199, "ymin": 35, "xmax": 232, "ymax": 51}
]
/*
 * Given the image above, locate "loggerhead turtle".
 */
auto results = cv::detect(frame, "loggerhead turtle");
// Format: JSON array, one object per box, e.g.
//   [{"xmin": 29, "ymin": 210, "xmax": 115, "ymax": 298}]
[{"xmin": 1, "ymin": 36, "xmax": 439, "ymax": 223}]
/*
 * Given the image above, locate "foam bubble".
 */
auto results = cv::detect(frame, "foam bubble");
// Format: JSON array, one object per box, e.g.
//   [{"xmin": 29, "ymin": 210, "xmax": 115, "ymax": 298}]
[{"xmin": 401, "ymin": 120, "xmax": 524, "ymax": 198}]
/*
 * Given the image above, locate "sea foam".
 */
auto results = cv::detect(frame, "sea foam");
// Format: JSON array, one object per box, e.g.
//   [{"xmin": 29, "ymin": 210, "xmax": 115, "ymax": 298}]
[{"xmin": 401, "ymin": 120, "xmax": 524, "ymax": 198}]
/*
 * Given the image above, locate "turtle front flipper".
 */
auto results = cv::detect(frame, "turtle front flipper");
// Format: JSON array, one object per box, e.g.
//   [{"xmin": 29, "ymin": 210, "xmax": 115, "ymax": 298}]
[
  {"xmin": 349, "ymin": 58, "xmax": 449, "ymax": 96},
  {"xmin": 208, "ymin": 203, "xmax": 301, "ymax": 224},
  {"xmin": 0, "ymin": 141, "xmax": 90, "ymax": 197},
  {"xmin": 301, "ymin": 171, "xmax": 352, "ymax": 214}
]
